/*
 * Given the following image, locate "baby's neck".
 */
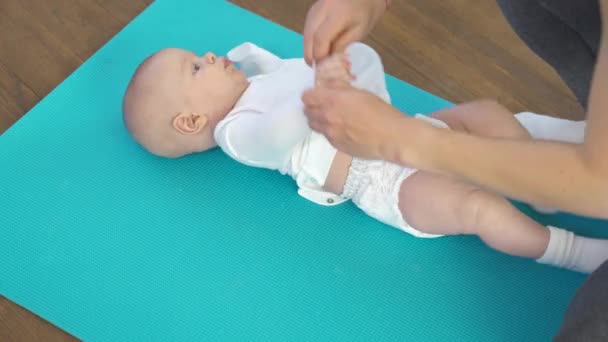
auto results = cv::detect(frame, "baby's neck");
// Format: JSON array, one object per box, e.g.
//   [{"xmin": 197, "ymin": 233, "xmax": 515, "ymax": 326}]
[
  {"xmin": 209, "ymin": 82, "xmax": 251, "ymax": 146},
  {"xmin": 212, "ymin": 82, "xmax": 251, "ymax": 128}
]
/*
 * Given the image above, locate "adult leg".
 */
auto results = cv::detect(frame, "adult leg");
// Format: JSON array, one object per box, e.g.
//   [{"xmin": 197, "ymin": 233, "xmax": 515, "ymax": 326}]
[{"xmin": 555, "ymin": 260, "xmax": 608, "ymax": 341}]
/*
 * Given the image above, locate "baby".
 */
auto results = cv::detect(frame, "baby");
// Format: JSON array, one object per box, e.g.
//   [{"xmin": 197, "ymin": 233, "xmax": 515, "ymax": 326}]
[{"xmin": 123, "ymin": 42, "xmax": 606, "ymax": 273}]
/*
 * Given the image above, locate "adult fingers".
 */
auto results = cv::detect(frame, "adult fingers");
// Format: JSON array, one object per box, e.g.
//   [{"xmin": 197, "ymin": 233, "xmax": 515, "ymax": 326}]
[
  {"xmin": 330, "ymin": 24, "xmax": 363, "ymax": 57},
  {"xmin": 303, "ymin": 2, "xmax": 325, "ymax": 66},
  {"xmin": 302, "ymin": 88, "xmax": 328, "ymax": 107},
  {"xmin": 305, "ymin": 107, "xmax": 335, "ymax": 136},
  {"xmin": 312, "ymin": 13, "xmax": 349, "ymax": 62},
  {"xmin": 304, "ymin": 108, "xmax": 327, "ymax": 128}
]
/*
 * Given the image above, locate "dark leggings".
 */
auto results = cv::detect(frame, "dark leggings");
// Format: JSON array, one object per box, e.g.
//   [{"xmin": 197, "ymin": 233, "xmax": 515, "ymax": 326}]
[
  {"xmin": 496, "ymin": 0, "xmax": 601, "ymax": 109},
  {"xmin": 554, "ymin": 260, "xmax": 608, "ymax": 341}
]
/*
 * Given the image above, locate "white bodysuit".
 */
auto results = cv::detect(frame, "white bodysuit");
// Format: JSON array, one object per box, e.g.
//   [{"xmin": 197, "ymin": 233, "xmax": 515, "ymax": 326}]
[
  {"xmin": 215, "ymin": 42, "xmax": 391, "ymax": 207},
  {"xmin": 214, "ymin": 42, "xmax": 586, "ymax": 238}
]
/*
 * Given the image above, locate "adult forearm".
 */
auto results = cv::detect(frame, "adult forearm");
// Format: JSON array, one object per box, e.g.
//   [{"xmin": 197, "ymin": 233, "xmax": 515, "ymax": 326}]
[
  {"xmin": 409, "ymin": 129, "xmax": 608, "ymax": 218},
  {"xmin": 406, "ymin": 2, "xmax": 608, "ymax": 218}
]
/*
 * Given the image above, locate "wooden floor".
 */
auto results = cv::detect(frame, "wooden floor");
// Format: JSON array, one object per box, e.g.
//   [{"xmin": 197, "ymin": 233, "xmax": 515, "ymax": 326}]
[{"xmin": 0, "ymin": 0, "xmax": 584, "ymax": 340}]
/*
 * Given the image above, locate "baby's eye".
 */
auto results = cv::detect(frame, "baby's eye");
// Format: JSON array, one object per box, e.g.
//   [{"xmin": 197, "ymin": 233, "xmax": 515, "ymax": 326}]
[{"xmin": 192, "ymin": 63, "xmax": 201, "ymax": 75}]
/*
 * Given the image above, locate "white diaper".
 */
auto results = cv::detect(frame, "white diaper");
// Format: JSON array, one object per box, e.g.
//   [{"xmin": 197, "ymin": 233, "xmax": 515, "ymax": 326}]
[{"xmin": 340, "ymin": 158, "xmax": 442, "ymax": 238}]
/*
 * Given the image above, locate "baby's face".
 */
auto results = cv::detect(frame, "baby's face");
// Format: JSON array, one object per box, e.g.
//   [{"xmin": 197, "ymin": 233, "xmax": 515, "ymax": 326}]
[
  {"xmin": 156, "ymin": 48, "xmax": 248, "ymax": 124},
  {"xmin": 123, "ymin": 48, "xmax": 249, "ymax": 157},
  {"xmin": 178, "ymin": 49, "xmax": 248, "ymax": 111}
]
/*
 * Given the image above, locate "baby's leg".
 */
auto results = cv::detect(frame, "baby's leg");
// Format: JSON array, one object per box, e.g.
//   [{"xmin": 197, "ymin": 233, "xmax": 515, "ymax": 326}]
[
  {"xmin": 430, "ymin": 100, "xmax": 531, "ymax": 139},
  {"xmin": 399, "ymin": 171, "xmax": 548, "ymax": 258},
  {"xmin": 431, "ymin": 100, "xmax": 557, "ymax": 213},
  {"xmin": 398, "ymin": 171, "xmax": 608, "ymax": 272}
]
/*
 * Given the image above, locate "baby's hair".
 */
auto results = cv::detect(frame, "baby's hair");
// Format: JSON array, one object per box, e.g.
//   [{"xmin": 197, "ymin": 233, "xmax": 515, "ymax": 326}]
[
  {"xmin": 122, "ymin": 52, "xmax": 159, "ymax": 129},
  {"xmin": 125, "ymin": 52, "xmax": 156, "ymax": 95},
  {"xmin": 122, "ymin": 49, "xmax": 187, "ymax": 158}
]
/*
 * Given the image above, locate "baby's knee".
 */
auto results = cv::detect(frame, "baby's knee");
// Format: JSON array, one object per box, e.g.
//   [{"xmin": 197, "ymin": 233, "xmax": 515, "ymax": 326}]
[
  {"xmin": 457, "ymin": 188, "xmax": 508, "ymax": 234},
  {"xmin": 475, "ymin": 99, "xmax": 509, "ymax": 113},
  {"xmin": 473, "ymin": 100, "xmax": 531, "ymax": 139},
  {"xmin": 467, "ymin": 99, "xmax": 515, "ymax": 124}
]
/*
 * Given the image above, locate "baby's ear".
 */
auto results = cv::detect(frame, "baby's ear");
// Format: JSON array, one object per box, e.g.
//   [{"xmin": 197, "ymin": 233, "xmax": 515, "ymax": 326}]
[{"xmin": 172, "ymin": 112, "xmax": 208, "ymax": 135}]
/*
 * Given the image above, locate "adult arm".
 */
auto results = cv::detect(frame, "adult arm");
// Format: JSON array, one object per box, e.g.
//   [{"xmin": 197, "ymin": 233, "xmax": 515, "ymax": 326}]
[
  {"xmin": 417, "ymin": 3, "xmax": 608, "ymax": 216},
  {"xmin": 303, "ymin": 1, "xmax": 608, "ymax": 217}
]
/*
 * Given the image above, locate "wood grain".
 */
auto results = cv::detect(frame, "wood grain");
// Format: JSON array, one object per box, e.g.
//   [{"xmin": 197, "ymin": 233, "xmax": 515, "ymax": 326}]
[{"xmin": 0, "ymin": 296, "xmax": 77, "ymax": 341}]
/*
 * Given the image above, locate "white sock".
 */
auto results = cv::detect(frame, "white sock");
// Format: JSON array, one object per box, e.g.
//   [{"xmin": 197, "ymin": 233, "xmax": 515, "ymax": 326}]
[{"xmin": 536, "ymin": 226, "xmax": 608, "ymax": 273}]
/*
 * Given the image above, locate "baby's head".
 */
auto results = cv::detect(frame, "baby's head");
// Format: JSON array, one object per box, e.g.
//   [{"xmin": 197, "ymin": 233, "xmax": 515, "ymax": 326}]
[{"xmin": 123, "ymin": 48, "xmax": 248, "ymax": 157}]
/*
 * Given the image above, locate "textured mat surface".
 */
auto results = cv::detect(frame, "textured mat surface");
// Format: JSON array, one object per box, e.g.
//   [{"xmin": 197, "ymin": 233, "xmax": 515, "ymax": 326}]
[{"xmin": 1, "ymin": 1, "xmax": 606, "ymax": 340}]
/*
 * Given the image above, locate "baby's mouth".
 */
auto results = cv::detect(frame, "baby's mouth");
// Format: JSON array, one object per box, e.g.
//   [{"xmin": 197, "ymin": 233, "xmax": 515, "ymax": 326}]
[{"xmin": 223, "ymin": 59, "xmax": 233, "ymax": 69}]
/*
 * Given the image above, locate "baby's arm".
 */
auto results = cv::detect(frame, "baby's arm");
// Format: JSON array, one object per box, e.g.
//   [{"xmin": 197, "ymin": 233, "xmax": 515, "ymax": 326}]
[{"xmin": 346, "ymin": 43, "xmax": 391, "ymax": 103}]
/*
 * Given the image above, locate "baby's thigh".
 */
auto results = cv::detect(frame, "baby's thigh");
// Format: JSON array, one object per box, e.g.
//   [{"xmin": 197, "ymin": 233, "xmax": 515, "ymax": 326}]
[
  {"xmin": 398, "ymin": 171, "xmax": 500, "ymax": 235},
  {"xmin": 432, "ymin": 100, "xmax": 531, "ymax": 140}
]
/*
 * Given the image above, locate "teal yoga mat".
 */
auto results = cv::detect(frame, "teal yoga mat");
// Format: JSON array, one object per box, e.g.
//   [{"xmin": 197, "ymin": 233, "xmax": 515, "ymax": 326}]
[{"xmin": 2, "ymin": 1, "xmax": 606, "ymax": 340}]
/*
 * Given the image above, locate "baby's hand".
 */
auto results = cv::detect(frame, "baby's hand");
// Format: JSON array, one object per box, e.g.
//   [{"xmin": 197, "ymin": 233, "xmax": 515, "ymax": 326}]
[{"xmin": 315, "ymin": 53, "xmax": 354, "ymax": 87}]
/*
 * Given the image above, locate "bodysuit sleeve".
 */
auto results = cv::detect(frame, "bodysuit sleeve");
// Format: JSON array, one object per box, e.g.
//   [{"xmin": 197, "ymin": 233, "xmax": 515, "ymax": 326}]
[
  {"xmin": 215, "ymin": 100, "xmax": 311, "ymax": 171},
  {"xmin": 227, "ymin": 42, "xmax": 284, "ymax": 77},
  {"xmin": 345, "ymin": 43, "xmax": 392, "ymax": 103}
]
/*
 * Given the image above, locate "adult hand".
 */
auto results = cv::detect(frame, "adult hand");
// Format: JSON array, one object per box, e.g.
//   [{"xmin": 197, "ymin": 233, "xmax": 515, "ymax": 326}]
[
  {"xmin": 303, "ymin": 0, "xmax": 388, "ymax": 65},
  {"xmin": 303, "ymin": 86, "xmax": 426, "ymax": 163}
]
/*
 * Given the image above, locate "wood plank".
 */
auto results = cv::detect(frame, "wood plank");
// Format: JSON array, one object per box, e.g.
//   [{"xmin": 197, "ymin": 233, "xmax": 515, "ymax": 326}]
[
  {"xmin": 9, "ymin": 0, "xmax": 123, "ymax": 61},
  {"xmin": 0, "ymin": 296, "xmax": 78, "ymax": 341},
  {"xmin": 92, "ymin": 0, "xmax": 153, "ymax": 26},
  {"xmin": 402, "ymin": 0, "xmax": 581, "ymax": 117},
  {"xmin": 0, "ymin": 2, "xmax": 82, "ymax": 100},
  {"xmin": 0, "ymin": 103, "xmax": 18, "ymax": 134},
  {"xmin": 0, "ymin": 0, "xmax": 154, "ymax": 135},
  {"xmin": 0, "ymin": 61, "xmax": 39, "ymax": 133}
]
